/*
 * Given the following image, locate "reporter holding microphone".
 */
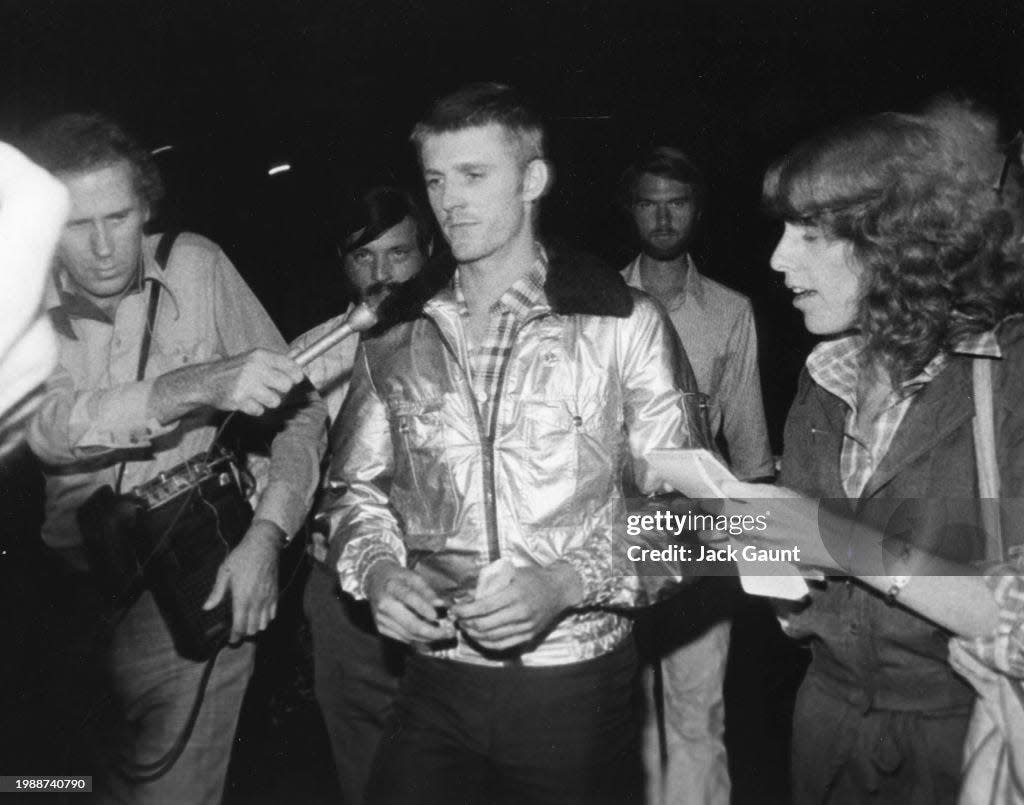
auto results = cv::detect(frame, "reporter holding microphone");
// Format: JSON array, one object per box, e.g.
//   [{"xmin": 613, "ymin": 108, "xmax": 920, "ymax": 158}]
[{"xmin": 23, "ymin": 112, "xmax": 326, "ymax": 803}]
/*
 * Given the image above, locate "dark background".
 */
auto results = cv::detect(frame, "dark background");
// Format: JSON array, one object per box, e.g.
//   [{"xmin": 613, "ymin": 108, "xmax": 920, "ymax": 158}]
[
  {"xmin": 2, "ymin": 1, "xmax": 1023, "ymax": 802},
  {"xmin": 3, "ymin": 0, "xmax": 1024, "ymax": 437}
]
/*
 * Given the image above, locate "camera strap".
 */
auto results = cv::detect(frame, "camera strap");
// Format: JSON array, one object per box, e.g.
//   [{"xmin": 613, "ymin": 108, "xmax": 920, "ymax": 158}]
[
  {"xmin": 100, "ymin": 230, "xmax": 226, "ymax": 783},
  {"xmin": 112, "ymin": 231, "xmax": 177, "ymax": 493}
]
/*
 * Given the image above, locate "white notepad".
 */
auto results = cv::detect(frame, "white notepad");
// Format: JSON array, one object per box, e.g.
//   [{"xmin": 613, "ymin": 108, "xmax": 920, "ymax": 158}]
[{"xmin": 645, "ymin": 448, "xmax": 810, "ymax": 600}]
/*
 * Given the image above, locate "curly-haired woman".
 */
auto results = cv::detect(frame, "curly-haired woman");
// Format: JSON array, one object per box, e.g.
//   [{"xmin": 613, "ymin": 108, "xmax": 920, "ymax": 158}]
[{"xmin": 722, "ymin": 102, "xmax": 1024, "ymax": 803}]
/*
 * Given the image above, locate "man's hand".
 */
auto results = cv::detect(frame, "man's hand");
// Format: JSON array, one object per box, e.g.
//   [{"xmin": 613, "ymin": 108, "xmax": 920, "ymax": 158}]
[
  {"xmin": 151, "ymin": 348, "xmax": 306, "ymax": 423},
  {"xmin": 200, "ymin": 349, "xmax": 306, "ymax": 416},
  {"xmin": 451, "ymin": 563, "xmax": 583, "ymax": 652},
  {"xmin": 364, "ymin": 561, "xmax": 456, "ymax": 645},
  {"xmin": 203, "ymin": 519, "xmax": 282, "ymax": 642}
]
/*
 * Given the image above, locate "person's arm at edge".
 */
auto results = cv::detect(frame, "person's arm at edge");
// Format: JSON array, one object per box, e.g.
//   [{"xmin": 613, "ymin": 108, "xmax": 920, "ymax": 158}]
[
  {"xmin": 200, "ymin": 248, "xmax": 327, "ymax": 638},
  {"xmin": 719, "ymin": 300, "xmax": 774, "ymax": 481},
  {"xmin": 724, "ymin": 480, "xmax": 1001, "ymax": 639}
]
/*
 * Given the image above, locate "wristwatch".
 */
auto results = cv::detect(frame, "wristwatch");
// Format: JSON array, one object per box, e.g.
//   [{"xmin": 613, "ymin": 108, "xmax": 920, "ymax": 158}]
[{"xmin": 885, "ymin": 574, "xmax": 911, "ymax": 604}]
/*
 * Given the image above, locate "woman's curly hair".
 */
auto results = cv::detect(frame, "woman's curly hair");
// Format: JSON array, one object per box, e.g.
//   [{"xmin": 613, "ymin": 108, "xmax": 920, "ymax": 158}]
[{"xmin": 763, "ymin": 100, "xmax": 1024, "ymax": 384}]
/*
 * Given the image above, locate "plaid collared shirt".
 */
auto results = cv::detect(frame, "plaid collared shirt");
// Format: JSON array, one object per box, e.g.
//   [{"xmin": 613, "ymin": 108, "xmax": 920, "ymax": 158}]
[
  {"xmin": 453, "ymin": 255, "xmax": 547, "ymax": 436},
  {"xmin": 807, "ymin": 330, "xmax": 1001, "ymax": 499},
  {"xmin": 955, "ymin": 553, "xmax": 1024, "ymax": 678}
]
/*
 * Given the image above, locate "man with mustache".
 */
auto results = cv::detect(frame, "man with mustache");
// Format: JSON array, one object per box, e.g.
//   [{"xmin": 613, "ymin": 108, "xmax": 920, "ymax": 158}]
[
  {"xmin": 621, "ymin": 146, "xmax": 773, "ymax": 805},
  {"xmin": 322, "ymin": 84, "xmax": 710, "ymax": 804},
  {"xmin": 294, "ymin": 184, "xmax": 432, "ymax": 805}
]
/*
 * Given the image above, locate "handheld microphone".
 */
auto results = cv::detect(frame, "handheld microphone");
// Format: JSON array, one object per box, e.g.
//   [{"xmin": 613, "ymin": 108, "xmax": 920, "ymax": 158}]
[{"xmin": 289, "ymin": 300, "xmax": 381, "ymax": 368}]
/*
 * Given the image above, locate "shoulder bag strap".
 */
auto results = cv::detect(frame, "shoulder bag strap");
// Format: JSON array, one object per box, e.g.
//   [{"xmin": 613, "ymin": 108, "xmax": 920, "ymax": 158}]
[
  {"xmin": 972, "ymin": 356, "xmax": 1003, "ymax": 560},
  {"xmin": 154, "ymin": 229, "xmax": 178, "ymax": 270},
  {"xmin": 112, "ymin": 231, "xmax": 177, "ymax": 493}
]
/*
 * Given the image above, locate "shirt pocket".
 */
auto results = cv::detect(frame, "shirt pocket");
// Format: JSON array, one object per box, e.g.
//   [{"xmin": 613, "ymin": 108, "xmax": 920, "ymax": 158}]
[{"xmin": 149, "ymin": 336, "xmax": 219, "ymax": 376}]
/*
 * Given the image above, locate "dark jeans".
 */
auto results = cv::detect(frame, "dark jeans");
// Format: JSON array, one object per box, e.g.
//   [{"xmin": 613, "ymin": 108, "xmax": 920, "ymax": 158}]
[
  {"xmin": 304, "ymin": 564, "xmax": 405, "ymax": 805},
  {"xmin": 365, "ymin": 641, "xmax": 643, "ymax": 805}
]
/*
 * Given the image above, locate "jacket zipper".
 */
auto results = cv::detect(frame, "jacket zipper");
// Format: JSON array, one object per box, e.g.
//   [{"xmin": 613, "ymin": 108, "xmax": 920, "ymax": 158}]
[
  {"xmin": 424, "ymin": 315, "xmax": 501, "ymax": 562},
  {"xmin": 424, "ymin": 308, "xmax": 549, "ymax": 564}
]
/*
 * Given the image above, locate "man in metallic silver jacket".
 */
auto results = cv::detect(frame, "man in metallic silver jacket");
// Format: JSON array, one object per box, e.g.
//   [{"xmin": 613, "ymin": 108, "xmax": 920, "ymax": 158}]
[{"xmin": 321, "ymin": 83, "xmax": 710, "ymax": 804}]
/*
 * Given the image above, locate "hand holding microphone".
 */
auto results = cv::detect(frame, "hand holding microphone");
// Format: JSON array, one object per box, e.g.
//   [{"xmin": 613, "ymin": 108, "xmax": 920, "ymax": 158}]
[
  {"xmin": 152, "ymin": 287, "xmax": 391, "ymax": 423},
  {"xmin": 289, "ymin": 299, "xmax": 381, "ymax": 367}
]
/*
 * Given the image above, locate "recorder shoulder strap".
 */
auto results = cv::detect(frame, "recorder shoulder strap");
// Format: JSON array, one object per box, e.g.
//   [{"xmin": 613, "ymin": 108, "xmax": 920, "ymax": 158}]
[{"xmin": 112, "ymin": 231, "xmax": 177, "ymax": 493}]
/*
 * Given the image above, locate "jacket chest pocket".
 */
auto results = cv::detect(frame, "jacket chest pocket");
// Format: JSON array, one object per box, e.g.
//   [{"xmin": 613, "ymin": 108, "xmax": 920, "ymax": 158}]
[
  {"xmin": 571, "ymin": 399, "xmax": 622, "ymax": 501},
  {"xmin": 387, "ymin": 398, "xmax": 456, "ymax": 545},
  {"xmin": 516, "ymin": 397, "xmax": 621, "ymax": 527},
  {"xmin": 522, "ymin": 400, "xmax": 580, "ymax": 463},
  {"xmin": 391, "ymin": 398, "xmax": 444, "ymax": 450}
]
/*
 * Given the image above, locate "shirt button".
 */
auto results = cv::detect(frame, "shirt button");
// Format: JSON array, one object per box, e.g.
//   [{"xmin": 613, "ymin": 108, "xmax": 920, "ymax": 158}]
[{"xmin": 476, "ymin": 390, "xmax": 488, "ymax": 403}]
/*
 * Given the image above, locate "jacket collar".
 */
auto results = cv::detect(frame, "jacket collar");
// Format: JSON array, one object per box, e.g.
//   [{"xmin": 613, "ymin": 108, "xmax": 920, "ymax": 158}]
[
  {"xmin": 799, "ymin": 327, "xmax": 1006, "ymax": 502},
  {"xmin": 861, "ymin": 326, "xmax": 1008, "ymax": 498},
  {"xmin": 374, "ymin": 240, "xmax": 633, "ymax": 333},
  {"xmin": 45, "ymin": 233, "xmax": 176, "ymax": 341},
  {"xmin": 859, "ymin": 359, "xmax": 974, "ymax": 499}
]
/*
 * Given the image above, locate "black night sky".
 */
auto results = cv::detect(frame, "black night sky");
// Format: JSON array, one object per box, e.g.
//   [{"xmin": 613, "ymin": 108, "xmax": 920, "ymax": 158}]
[{"xmin": 6, "ymin": 0, "xmax": 1022, "ymax": 440}]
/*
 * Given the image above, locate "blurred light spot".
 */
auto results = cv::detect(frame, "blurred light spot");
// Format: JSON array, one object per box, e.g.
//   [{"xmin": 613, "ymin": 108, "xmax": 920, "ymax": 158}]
[
  {"xmin": 268, "ymin": 163, "xmax": 291, "ymax": 176},
  {"xmin": 151, "ymin": 144, "xmax": 174, "ymax": 155}
]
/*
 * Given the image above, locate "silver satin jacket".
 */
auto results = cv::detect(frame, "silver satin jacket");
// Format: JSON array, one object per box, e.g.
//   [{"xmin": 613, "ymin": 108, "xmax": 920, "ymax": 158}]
[{"xmin": 323, "ymin": 248, "xmax": 710, "ymax": 666}]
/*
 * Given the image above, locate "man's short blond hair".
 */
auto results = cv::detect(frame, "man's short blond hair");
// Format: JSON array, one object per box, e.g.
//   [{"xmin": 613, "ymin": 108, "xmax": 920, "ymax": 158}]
[{"xmin": 410, "ymin": 82, "xmax": 545, "ymax": 166}]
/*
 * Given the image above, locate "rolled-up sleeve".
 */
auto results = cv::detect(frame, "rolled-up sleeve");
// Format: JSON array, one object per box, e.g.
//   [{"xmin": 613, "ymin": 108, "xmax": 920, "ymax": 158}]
[
  {"xmin": 27, "ymin": 362, "xmax": 176, "ymax": 465},
  {"xmin": 254, "ymin": 400, "xmax": 326, "ymax": 539}
]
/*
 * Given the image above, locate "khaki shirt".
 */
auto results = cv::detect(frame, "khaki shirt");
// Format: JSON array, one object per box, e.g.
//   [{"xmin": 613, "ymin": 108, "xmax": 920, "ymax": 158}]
[{"xmin": 30, "ymin": 232, "xmax": 326, "ymax": 559}]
